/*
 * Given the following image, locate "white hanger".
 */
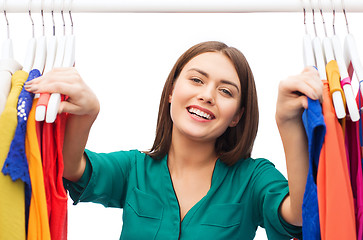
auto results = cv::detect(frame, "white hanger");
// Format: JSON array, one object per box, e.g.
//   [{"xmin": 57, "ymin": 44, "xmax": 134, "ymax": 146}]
[
  {"xmin": 43, "ymin": 9, "xmax": 57, "ymax": 74},
  {"xmin": 62, "ymin": 7, "xmax": 75, "ymax": 69},
  {"xmin": 23, "ymin": 0, "xmax": 36, "ymax": 73},
  {"xmin": 310, "ymin": 8, "xmax": 326, "ymax": 80},
  {"xmin": 32, "ymin": 10, "xmax": 47, "ymax": 74},
  {"xmin": 320, "ymin": 7, "xmax": 346, "ymax": 119},
  {"xmin": 36, "ymin": 8, "xmax": 58, "ymax": 122},
  {"xmin": 1, "ymin": 12, "xmax": 13, "ymax": 61},
  {"xmin": 0, "ymin": 7, "xmax": 22, "ymax": 115},
  {"xmin": 343, "ymin": 9, "xmax": 363, "ymax": 104},
  {"xmin": 330, "ymin": 9, "xmax": 359, "ymax": 122},
  {"xmin": 303, "ymin": 34, "xmax": 316, "ymax": 67},
  {"xmin": 46, "ymin": 5, "xmax": 75, "ymax": 123},
  {"xmin": 312, "ymin": 38, "xmax": 327, "ymax": 78},
  {"xmin": 345, "ymin": 35, "xmax": 363, "ymax": 92},
  {"xmin": 310, "ymin": 9, "xmax": 329, "ymax": 99},
  {"xmin": 0, "ymin": 9, "xmax": 13, "ymax": 111}
]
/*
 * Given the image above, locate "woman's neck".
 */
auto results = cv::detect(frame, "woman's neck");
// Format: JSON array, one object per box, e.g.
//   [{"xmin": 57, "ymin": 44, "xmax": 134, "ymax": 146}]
[{"xmin": 168, "ymin": 129, "xmax": 218, "ymax": 177}]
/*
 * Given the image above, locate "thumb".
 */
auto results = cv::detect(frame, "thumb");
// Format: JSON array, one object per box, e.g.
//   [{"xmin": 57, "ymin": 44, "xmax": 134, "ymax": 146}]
[{"xmin": 298, "ymin": 95, "xmax": 308, "ymax": 109}]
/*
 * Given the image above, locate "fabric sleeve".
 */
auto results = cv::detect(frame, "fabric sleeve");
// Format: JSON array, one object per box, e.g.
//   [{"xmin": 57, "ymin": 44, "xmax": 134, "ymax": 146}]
[
  {"xmin": 63, "ymin": 149, "xmax": 137, "ymax": 208},
  {"xmin": 251, "ymin": 159, "xmax": 302, "ymax": 240}
]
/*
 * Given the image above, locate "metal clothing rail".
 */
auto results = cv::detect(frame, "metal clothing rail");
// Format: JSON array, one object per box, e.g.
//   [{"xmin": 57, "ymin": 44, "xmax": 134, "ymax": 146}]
[{"xmin": 3, "ymin": 0, "xmax": 363, "ymax": 13}]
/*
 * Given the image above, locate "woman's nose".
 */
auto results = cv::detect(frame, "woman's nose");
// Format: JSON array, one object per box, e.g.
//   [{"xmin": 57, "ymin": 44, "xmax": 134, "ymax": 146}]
[{"xmin": 198, "ymin": 87, "xmax": 215, "ymax": 105}]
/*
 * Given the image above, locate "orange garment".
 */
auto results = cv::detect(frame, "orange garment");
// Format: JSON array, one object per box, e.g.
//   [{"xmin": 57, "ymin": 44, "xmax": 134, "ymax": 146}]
[
  {"xmin": 26, "ymin": 98, "xmax": 51, "ymax": 240},
  {"xmin": 317, "ymin": 80, "xmax": 356, "ymax": 240},
  {"xmin": 0, "ymin": 70, "xmax": 28, "ymax": 240}
]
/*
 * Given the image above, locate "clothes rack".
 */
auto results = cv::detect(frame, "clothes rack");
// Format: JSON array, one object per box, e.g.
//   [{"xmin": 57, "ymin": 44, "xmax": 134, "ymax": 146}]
[{"xmin": 2, "ymin": 0, "xmax": 363, "ymax": 13}]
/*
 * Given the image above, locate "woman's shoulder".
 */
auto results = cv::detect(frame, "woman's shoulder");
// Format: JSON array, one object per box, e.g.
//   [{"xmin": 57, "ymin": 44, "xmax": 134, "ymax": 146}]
[
  {"xmin": 225, "ymin": 157, "xmax": 282, "ymax": 180},
  {"xmin": 231, "ymin": 157, "xmax": 275, "ymax": 170}
]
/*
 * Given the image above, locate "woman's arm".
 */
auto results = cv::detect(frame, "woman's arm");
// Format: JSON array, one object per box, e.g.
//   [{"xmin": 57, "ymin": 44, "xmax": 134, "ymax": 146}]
[
  {"xmin": 25, "ymin": 67, "xmax": 100, "ymax": 181},
  {"xmin": 275, "ymin": 67, "xmax": 323, "ymax": 226}
]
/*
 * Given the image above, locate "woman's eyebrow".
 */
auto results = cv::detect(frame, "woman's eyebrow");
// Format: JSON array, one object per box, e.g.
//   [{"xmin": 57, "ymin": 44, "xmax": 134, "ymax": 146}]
[
  {"xmin": 188, "ymin": 68, "xmax": 209, "ymax": 78},
  {"xmin": 187, "ymin": 68, "xmax": 240, "ymax": 93},
  {"xmin": 220, "ymin": 80, "xmax": 240, "ymax": 93}
]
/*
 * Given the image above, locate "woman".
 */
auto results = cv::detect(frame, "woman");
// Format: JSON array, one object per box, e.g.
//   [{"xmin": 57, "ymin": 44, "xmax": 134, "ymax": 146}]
[{"xmin": 25, "ymin": 41, "xmax": 322, "ymax": 239}]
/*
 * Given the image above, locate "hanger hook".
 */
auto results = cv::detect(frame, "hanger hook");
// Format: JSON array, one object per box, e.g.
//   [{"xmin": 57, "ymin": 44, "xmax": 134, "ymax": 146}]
[
  {"xmin": 69, "ymin": 0, "xmax": 73, "ymax": 35},
  {"xmin": 51, "ymin": 0, "xmax": 55, "ymax": 36},
  {"xmin": 301, "ymin": 0, "xmax": 308, "ymax": 35},
  {"xmin": 331, "ymin": 0, "xmax": 336, "ymax": 35},
  {"xmin": 40, "ymin": 0, "xmax": 45, "ymax": 36},
  {"xmin": 3, "ymin": 0, "xmax": 9, "ymax": 39},
  {"xmin": 341, "ymin": 0, "xmax": 349, "ymax": 34},
  {"xmin": 28, "ymin": 0, "xmax": 34, "ymax": 38},
  {"xmin": 319, "ymin": 1, "xmax": 328, "ymax": 37},
  {"xmin": 41, "ymin": 10, "xmax": 45, "ymax": 36},
  {"xmin": 303, "ymin": 7, "xmax": 307, "ymax": 34},
  {"xmin": 61, "ymin": 7, "xmax": 65, "ymax": 35},
  {"xmin": 310, "ymin": 0, "xmax": 317, "ymax": 37}
]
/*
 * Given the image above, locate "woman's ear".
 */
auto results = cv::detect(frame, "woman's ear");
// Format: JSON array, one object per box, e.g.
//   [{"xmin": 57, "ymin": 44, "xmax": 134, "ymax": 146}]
[
  {"xmin": 169, "ymin": 94, "xmax": 172, "ymax": 103},
  {"xmin": 229, "ymin": 108, "xmax": 244, "ymax": 127},
  {"xmin": 169, "ymin": 84, "xmax": 175, "ymax": 103}
]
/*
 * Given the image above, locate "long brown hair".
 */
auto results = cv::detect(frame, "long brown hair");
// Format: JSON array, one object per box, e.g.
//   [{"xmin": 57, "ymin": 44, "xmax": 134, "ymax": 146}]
[{"xmin": 146, "ymin": 41, "xmax": 259, "ymax": 165}]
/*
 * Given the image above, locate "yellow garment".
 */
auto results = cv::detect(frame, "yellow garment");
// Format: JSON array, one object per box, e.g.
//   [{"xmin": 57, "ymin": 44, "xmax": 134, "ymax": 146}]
[
  {"xmin": 326, "ymin": 60, "xmax": 346, "ymax": 107},
  {"xmin": 0, "ymin": 70, "xmax": 28, "ymax": 240},
  {"xmin": 26, "ymin": 98, "xmax": 51, "ymax": 240}
]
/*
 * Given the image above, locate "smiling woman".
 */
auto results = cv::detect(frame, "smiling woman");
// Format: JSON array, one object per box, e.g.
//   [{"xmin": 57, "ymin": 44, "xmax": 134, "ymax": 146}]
[
  {"xmin": 24, "ymin": 34, "xmax": 323, "ymax": 239},
  {"xmin": 149, "ymin": 43, "xmax": 258, "ymax": 166}
]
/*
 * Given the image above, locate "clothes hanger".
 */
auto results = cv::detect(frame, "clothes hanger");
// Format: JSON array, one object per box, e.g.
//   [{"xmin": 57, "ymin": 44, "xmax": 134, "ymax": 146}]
[
  {"xmin": 36, "ymin": 5, "xmax": 58, "ymax": 122},
  {"xmin": 343, "ymin": 8, "xmax": 363, "ymax": 98},
  {"xmin": 32, "ymin": 9, "xmax": 47, "ymax": 74},
  {"xmin": 321, "ymin": 7, "xmax": 346, "ymax": 119},
  {"xmin": 303, "ymin": 9, "xmax": 316, "ymax": 67},
  {"xmin": 62, "ymin": 5, "xmax": 75, "ymax": 69},
  {"xmin": 46, "ymin": 1, "xmax": 75, "ymax": 123},
  {"xmin": 0, "ymin": 7, "xmax": 12, "ymax": 113},
  {"xmin": 1, "ymin": 7, "xmax": 13, "ymax": 61},
  {"xmin": 44, "ymin": 8, "xmax": 57, "ymax": 74},
  {"xmin": 311, "ymin": 7, "xmax": 327, "ymax": 80},
  {"xmin": 22, "ymin": 2, "xmax": 36, "ymax": 73},
  {"xmin": 330, "ymin": 7, "xmax": 359, "ymax": 121},
  {"xmin": 0, "ymin": 3, "xmax": 22, "ymax": 114}
]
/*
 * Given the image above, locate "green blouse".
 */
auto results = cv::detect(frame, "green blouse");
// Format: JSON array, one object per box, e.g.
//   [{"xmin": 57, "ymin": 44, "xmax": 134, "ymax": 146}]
[{"xmin": 64, "ymin": 149, "xmax": 302, "ymax": 240}]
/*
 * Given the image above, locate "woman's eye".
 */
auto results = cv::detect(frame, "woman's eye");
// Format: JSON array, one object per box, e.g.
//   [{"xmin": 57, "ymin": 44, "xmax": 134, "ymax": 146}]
[
  {"xmin": 221, "ymin": 89, "xmax": 232, "ymax": 96},
  {"xmin": 191, "ymin": 78, "xmax": 203, "ymax": 84}
]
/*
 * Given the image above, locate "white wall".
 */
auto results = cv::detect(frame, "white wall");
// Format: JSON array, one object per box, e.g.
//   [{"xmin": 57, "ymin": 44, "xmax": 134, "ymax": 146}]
[{"xmin": 3, "ymin": 10, "xmax": 363, "ymax": 240}]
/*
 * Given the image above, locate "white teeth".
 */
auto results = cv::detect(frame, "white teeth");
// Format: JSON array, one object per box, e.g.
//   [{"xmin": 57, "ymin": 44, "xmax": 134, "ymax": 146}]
[{"xmin": 188, "ymin": 107, "xmax": 212, "ymax": 120}]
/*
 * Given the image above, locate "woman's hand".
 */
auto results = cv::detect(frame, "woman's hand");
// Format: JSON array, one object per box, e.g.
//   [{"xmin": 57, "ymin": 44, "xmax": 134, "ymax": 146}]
[
  {"xmin": 25, "ymin": 67, "xmax": 99, "ymax": 181},
  {"xmin": 275, "ymin": 67, "xmax": 323, "ymax": 126},
  {"xmin": 25, "ymin": 67, "xmax": 100, "ymax": 117},
  {"xmin": 276, "ymin": 67, "xmax": 323, "ymax": 226}
]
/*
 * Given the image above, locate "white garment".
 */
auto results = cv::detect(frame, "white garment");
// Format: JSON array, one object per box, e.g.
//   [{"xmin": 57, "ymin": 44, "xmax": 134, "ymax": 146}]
[{"xmin": 0, "ymin": 59, "xmax": 22, "ymax": 114}]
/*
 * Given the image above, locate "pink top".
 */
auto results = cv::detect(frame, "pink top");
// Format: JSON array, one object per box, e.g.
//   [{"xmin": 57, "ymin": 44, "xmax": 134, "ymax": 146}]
[{"xmin": 347, "ymin": 62, "xmax": 363, "ymax": 239}]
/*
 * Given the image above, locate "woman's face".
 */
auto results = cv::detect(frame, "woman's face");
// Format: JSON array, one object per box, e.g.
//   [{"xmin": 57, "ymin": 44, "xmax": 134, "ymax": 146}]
[{"xmin": 169, "ymin": 52, "xmax": 242, "ymax": 143}]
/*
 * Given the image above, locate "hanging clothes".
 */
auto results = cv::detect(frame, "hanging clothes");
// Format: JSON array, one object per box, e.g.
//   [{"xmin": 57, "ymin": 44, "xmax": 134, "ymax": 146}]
[
  {"xmin": 301, "ymin": 97, "xmax": 326, "ymax": 240},
  {"xmin": 0, "ymin": 70, "xmax": 28, "ymax": 240},
  {"xmin": 40, "ymin": 96, "xmax": 68, "ymax": 240},
  {"xmin": 2, "ymin": 69, "xmax": 40, "ymax": 231},
  {"xmin": 348, "ymin": 61, "xmax": 363, "ymax": 239},
  {"xmin": 26, "ymin": 97, "xmax": 51, "ymax": 240},
  {"xmin": 345, "ymin": 111, "xmax": 363, "ymax": 240},
  {"xmin": 317, "ymin": 80, "xmax": 356, "ymax": 240}
]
